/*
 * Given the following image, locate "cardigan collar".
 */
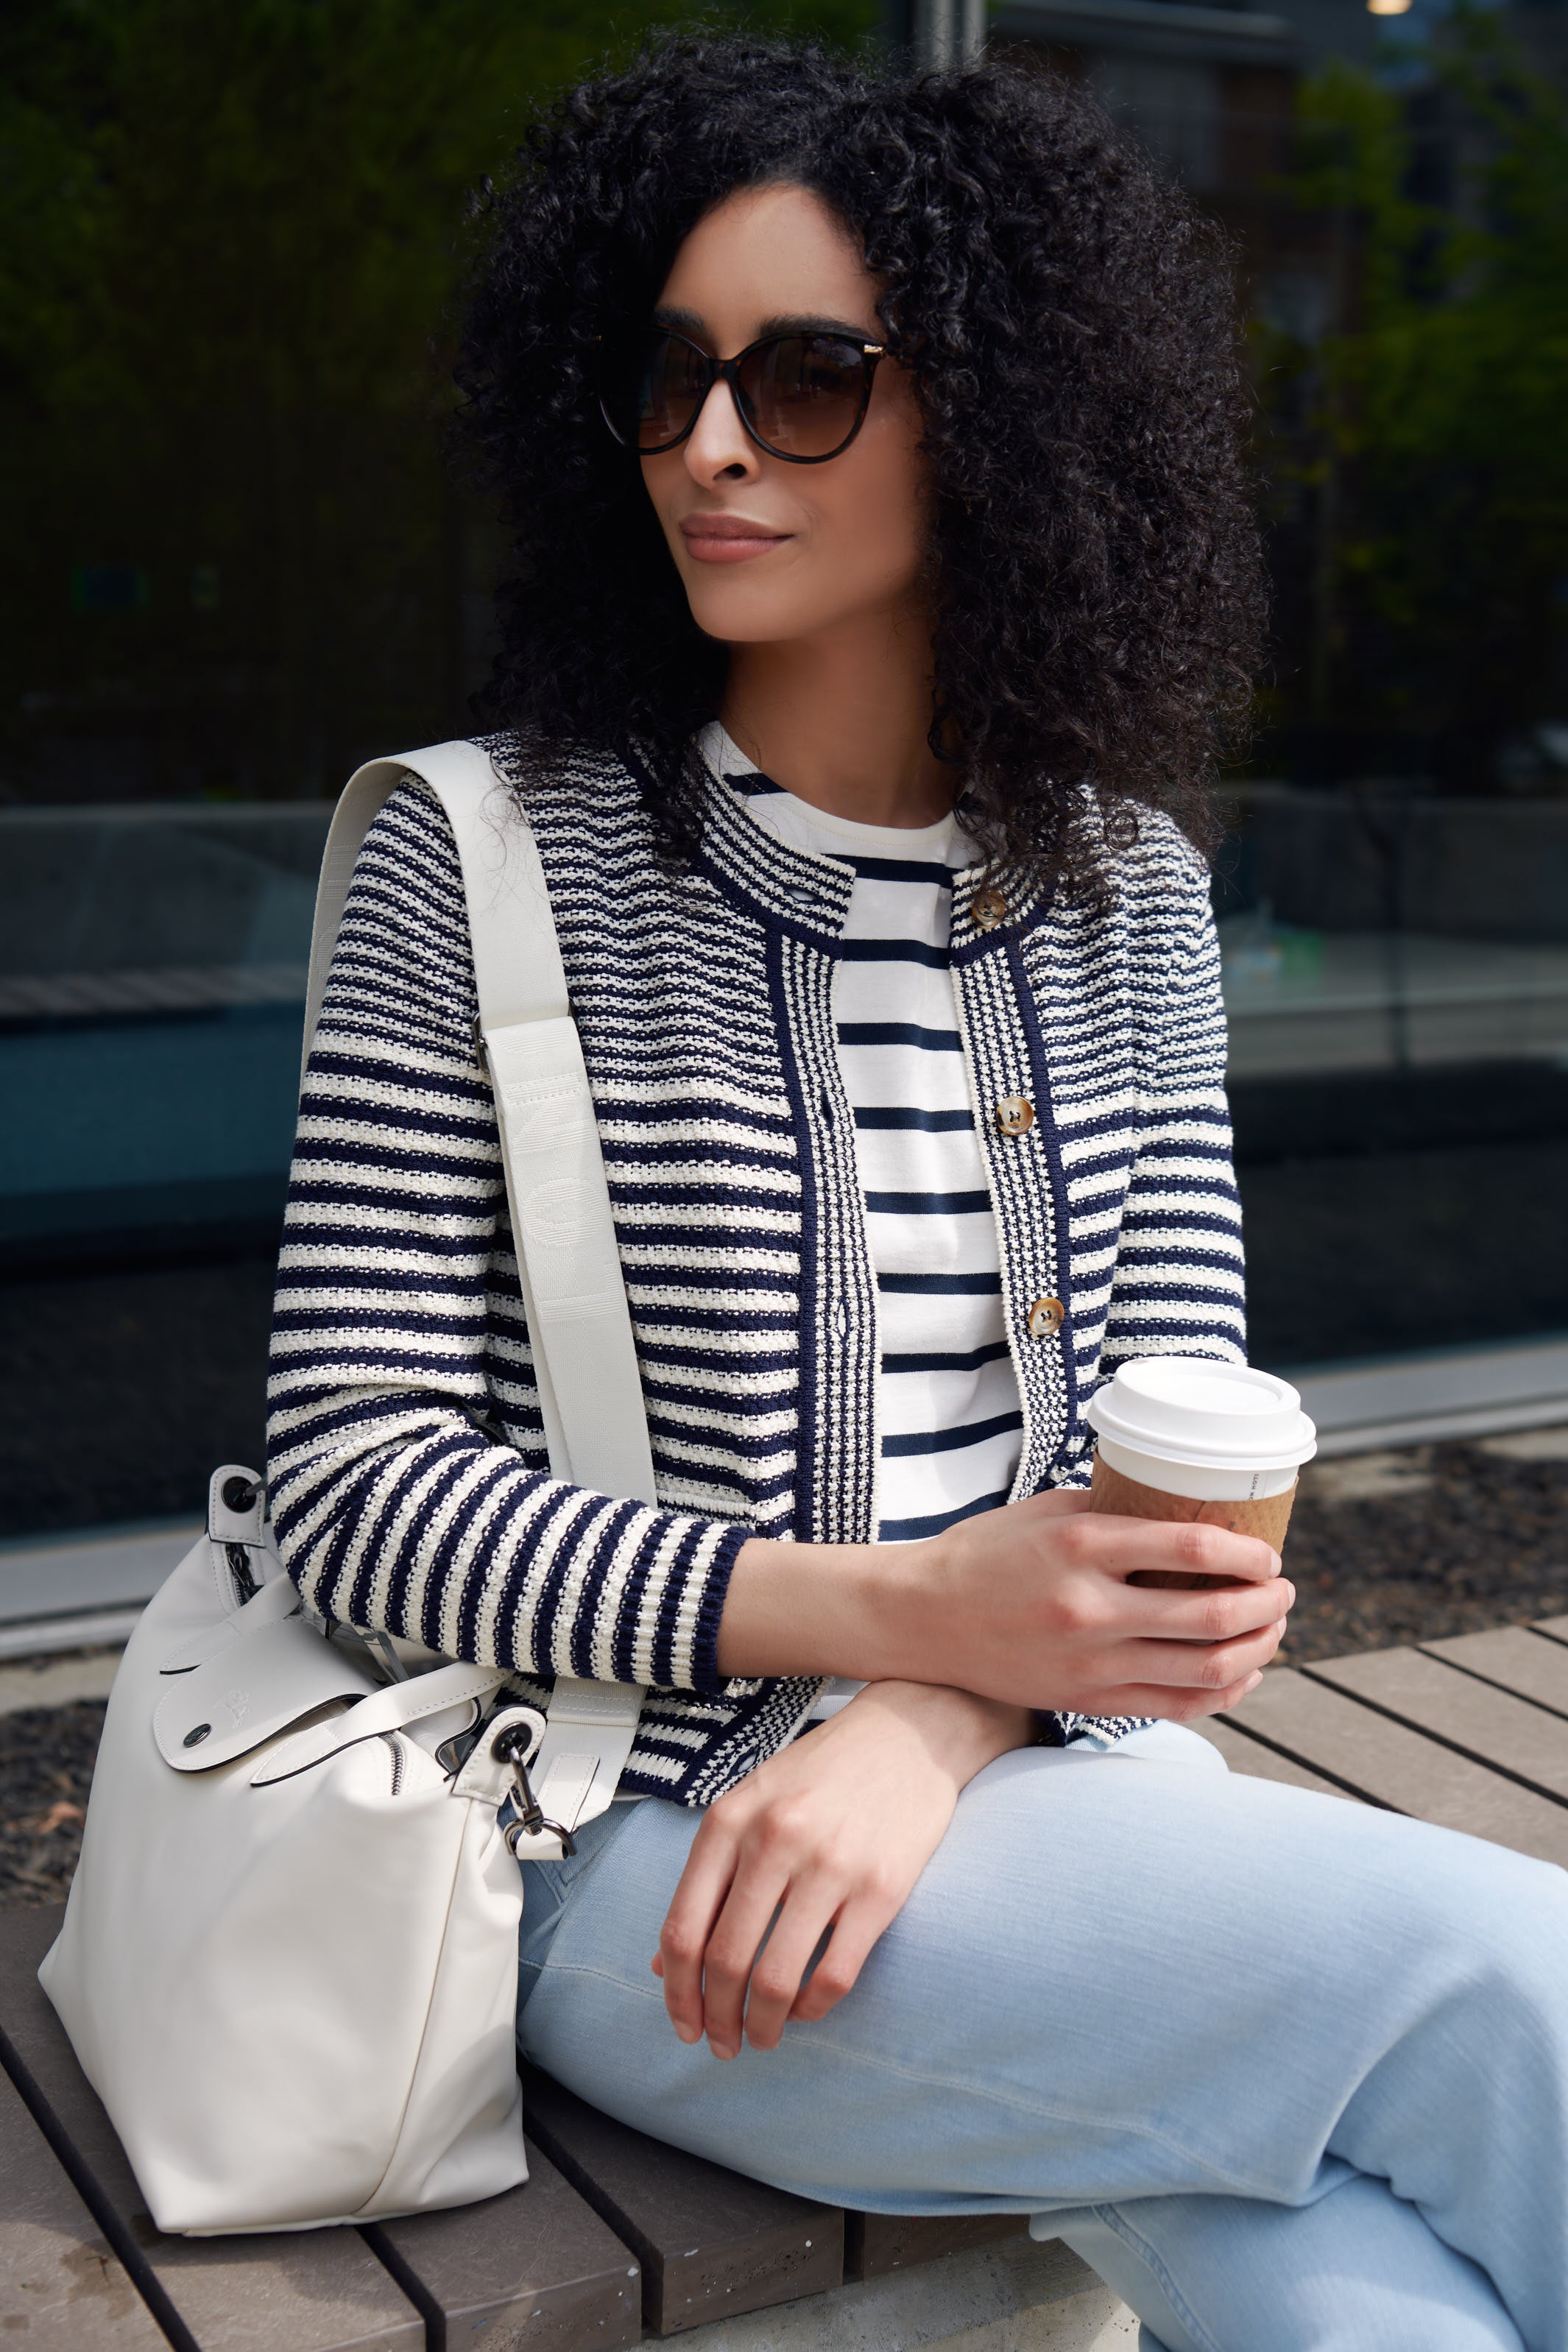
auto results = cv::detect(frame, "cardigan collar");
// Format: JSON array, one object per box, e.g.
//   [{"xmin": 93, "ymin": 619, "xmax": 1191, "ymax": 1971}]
[{"xmin": 681, "ymin": 725, "xmax": 1053, "ymax": 952}]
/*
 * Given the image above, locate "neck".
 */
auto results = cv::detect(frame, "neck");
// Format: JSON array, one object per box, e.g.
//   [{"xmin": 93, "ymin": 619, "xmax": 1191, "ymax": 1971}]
[{"xmin": 719, "ymin": 599, "xmax": 952, "ymax": 829}]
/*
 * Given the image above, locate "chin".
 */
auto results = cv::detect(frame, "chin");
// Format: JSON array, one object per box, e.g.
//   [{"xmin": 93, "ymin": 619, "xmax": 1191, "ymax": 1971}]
[{"xmin": 683, "ymin": 582, "xmax": 817, "ymax": 646}]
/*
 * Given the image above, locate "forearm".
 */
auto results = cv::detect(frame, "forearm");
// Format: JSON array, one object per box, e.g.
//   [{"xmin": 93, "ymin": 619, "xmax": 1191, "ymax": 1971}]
[
  {"xmin": 717, "ymin": 1497, "xmax": 1290, "ymax": 1719},
  {"xmin": 715, "ymin": 1534, "xmax": 932, "ymax": 1682}
]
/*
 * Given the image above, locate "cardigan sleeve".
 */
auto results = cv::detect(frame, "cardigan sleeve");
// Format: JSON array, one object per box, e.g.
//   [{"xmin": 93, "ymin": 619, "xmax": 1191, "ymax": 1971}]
[
  {"xmin": 264, "ymin": 783, "xmax": 748, "ymax": 1692},
  {"xmin": 1098, "ymin": 864, "xmax": 1248, "ymax": 1373}
]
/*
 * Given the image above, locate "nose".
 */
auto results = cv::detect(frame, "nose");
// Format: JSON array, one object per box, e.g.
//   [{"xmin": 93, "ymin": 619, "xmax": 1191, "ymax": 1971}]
[{"xmin": 681, "ymin": 372, "xmax": 760, "ymax": 487}]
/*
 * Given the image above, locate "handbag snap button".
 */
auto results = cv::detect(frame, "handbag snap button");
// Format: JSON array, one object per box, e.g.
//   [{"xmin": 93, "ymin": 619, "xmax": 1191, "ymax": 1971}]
[{"xmin": 183, "ymin": 1723, "xmax": 213, "ymax": 1748}]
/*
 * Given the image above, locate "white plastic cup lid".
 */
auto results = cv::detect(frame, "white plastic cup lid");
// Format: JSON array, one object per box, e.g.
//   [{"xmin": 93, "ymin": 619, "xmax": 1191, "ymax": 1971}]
[{"xmin": 1085, "ymin": 1356, "xmax": 1317, "ymax": 1475}]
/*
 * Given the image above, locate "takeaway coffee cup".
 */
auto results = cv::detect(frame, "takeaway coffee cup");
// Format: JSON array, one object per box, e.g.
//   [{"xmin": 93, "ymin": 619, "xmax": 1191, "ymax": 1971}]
[{"xmin": 1084, "ymin": 1356, "xmax": 1317, "ymax": 1559}]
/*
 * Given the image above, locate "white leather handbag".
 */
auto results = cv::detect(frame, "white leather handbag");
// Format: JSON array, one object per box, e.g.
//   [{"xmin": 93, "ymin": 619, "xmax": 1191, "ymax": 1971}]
[{"xmin": 40, "ymin": 740, "xmax": 651, "ymax": 2236}]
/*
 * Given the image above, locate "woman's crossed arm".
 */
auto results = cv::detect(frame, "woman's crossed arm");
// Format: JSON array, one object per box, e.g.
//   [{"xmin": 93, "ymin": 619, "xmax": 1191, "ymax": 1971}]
[{"xmin": 654, "ymin": 1488, "xmax": 1291, "ymax": 2058}]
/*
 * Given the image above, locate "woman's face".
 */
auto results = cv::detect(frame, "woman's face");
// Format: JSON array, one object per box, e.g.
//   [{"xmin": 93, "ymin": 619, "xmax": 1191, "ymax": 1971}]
[{"xmin": 638, "ymin": 182, "xmax": 929, "ymax": 648}]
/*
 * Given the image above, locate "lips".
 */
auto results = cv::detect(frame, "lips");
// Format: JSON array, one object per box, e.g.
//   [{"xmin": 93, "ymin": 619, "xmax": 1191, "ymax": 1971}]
[{"xmin": 679, "ymin": 515, "xmax": 790, "ymax": 564}]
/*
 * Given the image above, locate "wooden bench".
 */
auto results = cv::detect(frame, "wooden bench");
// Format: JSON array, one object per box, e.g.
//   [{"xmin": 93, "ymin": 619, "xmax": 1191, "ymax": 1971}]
[{"xmin": 2, "ymin": 1615, "xmax": 1565, "ymax": 2351}]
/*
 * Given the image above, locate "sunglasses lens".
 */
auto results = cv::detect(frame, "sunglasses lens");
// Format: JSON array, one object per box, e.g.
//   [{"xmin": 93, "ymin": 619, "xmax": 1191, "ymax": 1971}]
[
  {"xmin": 626, "ymin": 332, "xmax": 710, "ymax": 451},
  {"xmin": 738, "ymin": 335, "xmax": 867, "ymax": 458}
]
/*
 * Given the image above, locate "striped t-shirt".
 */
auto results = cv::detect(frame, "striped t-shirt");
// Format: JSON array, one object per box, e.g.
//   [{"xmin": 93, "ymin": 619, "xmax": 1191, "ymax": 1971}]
[{"xmin": 703, "ymin": 727, "xmax": 1025, "ymax": 1549}]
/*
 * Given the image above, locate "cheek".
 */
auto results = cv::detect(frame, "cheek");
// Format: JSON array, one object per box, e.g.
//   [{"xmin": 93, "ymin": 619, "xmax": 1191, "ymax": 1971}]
[
  {"xmin": 816, "ymin": 389, "xmax": 930, "ymax": 605},
  {"xmin": 640, "ymin": 455, "xmax": 688, "ymax": 554},
  {"xmin": 833, "ymin": 434, "xmax": 927, "ymax": 596},
  {"xmin": 781, "ymin": 424, "xmax": 931, "ymax": 609}
]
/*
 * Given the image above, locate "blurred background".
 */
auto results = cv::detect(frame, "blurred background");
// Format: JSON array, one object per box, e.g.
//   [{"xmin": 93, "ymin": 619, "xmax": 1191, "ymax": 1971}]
[{"xmin": 1, "ymin": 0, "xmax": 1566, "ymax": 1617}]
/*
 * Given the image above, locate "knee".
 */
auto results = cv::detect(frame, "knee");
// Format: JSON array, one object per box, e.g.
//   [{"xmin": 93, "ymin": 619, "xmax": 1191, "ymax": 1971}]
[{"xmin": 1418, "ymin": 1841, "xmax": 1568, "ymax": 2028}]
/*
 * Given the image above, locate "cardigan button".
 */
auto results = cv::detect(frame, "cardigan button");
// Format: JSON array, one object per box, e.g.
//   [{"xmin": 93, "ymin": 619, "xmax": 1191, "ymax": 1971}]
[
  {"xmin": 994, "ymin": 1095, "xmax": 1035, "ymax": 1137},
  {"xmin": 1028, "ymin": 1296, "xmax": 1065, "ymax": 1340},
  {"xmin": 972, "ymin": 887, "xmax": 1009, "ymax": 930}
]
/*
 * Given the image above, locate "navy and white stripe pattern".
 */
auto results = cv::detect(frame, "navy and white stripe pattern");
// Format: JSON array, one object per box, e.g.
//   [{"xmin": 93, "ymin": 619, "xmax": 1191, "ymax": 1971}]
[
  {"xmin": 266, "ymin": 737, "xmax": 1246, "ymax": 1807},
  {"xmin": 712, "ymin": 727, "xmax": 1023, "ymax": 1547}
]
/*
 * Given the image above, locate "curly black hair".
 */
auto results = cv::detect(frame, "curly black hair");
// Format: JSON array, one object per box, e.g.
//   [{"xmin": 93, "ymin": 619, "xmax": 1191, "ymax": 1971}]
[{"xmin": 456, "ymin": 35, "xmax": 1263, "ymax": 891}]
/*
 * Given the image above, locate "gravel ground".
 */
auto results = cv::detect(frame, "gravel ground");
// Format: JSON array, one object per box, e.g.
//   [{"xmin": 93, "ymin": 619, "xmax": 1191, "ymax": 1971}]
[
  {"xmin": 1278, "ymin": 1435, "xmax": 1568, "ymax": 1663},
  {"xmin": 0, "ymin": 1700, "xmax": 107, "ymax": 1911},
  {"xmin": 0, "ymin": 1435, "xmax": 1562, "ymax": 1912}
]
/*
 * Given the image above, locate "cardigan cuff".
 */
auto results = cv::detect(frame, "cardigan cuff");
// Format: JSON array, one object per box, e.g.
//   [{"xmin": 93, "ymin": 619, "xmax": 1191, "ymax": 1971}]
[{"xmin": 682, "ymin": 1519, "xmax": 754, "ymax": 1695}]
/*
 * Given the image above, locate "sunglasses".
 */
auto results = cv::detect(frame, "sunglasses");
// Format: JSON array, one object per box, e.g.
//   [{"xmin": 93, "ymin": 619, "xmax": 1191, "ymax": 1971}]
[{"xmin": 600, "ymin": 327, "xmax": 886, "ymax": 465}]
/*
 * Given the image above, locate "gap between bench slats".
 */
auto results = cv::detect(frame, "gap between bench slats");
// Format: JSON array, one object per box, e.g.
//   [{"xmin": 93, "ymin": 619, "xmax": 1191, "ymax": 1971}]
[
  {"xmin": 1221, "ymin": 1667, "xmax": 1568, "ymax": 1864},
  {"xmin": 1417, "ymin": 1626, "xmax": 1568, "ymax": 1722},
  {"xmin": 363, "ymin": 2145, "xmax": 642, "ymax": 2352},
  {"xmin": 1307, "ymin": 1648, "xmax": 1568, "ymax": 1809},
  {"xmin": 521, "ymin": 2064, "xmax": 842, "ymax": 2337},
  {"xmin": 1190, "ymin": 1716, "xmax": 1355, "ymax": 1798},
  {"xmin": 0, "ymin": 2054, "xmax": 166, "ymax": 2348}
]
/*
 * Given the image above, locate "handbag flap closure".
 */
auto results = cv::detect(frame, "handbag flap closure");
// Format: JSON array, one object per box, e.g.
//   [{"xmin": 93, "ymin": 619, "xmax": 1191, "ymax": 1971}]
[
  {"xmin": 154, "ymin": 1611, "xmax": 380, "ymax": 1771},
  {"xmin": 250, "ymin": 1661, "xmax": 510, "ymax": 1787}
]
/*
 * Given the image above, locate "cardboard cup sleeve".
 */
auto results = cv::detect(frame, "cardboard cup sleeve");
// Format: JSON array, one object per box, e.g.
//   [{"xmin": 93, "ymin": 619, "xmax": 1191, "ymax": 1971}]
[{"xmin": 1089, "ymin": 1454, "xmax": 1297, "ymax": 1586}]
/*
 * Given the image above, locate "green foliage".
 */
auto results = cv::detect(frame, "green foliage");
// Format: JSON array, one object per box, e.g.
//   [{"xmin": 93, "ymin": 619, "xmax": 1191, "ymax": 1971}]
[{"xmin": 1263, "ymin": 14, "xmax": 1568, "ymax": 760}]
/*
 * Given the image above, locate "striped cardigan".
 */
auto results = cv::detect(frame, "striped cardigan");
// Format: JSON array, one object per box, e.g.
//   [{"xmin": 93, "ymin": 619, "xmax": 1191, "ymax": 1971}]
[{"xmin": 265, "ymin": 741, "xmax": 1246, "ymax": 1804}]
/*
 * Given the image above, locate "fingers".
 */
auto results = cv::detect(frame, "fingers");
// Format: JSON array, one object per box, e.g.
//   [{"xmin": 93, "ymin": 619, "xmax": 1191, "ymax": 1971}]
[
  {"xmin": 1074, "ymin": 1512, "xmax": 1283, "ymax": 1586},
  {"xmin": 698, "ymin": 1854, "xmax": 794, "ymax": 2059},
  {"xmin": 1084, "ymin": 1670, "xmax": 1265, "ymax": 1721},
  {"xmin": 789, "ymin": 1895, "xmax": 897, "ymax": 2027},
  {"xmin": 1117, "ymin": 1617, "xmax": 1285, "ymax": 1692},
  {"xmin": 655, "ymin": 1815, "xmax": 743, "ymax": 2046},
  {"xmin": 1128, "ymin": 1576, "xmax": 1294, "ymax": 1641},
  {"xmin": 741, "ymin": 1884, "xmax": 842, "ymax": 2050}
]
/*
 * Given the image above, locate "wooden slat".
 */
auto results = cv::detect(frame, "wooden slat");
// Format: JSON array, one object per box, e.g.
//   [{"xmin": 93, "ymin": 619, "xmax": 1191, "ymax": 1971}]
[
  {"xmin": 844, "ymin": 2211, "xmax": 1026, "ymax": 2281},
  {"xmin": 0, "ymin": 2058, "xmax": 166, "ymax": 2348},
  {"xmin": 1189, "ymin": 1715, "xmax": 1355, "ymax": 1798},
  {"xmin": 1418, "ymin": 1628, "xmax": 1568, "ymax": 1723},
  {"xmin": 521, "ymin": 2066, "xmax": 841, "ymax": 2337},
  {"xmin": 1228, "ymin": 1670, "xmax": 1568, "ymax": 1865},
  {"xmin": 365, "ymin": 2142, "xmax": 642, "ymax": 2351},
  {"xmin": 0, "ymin": 1908, "xmax": 423, "ymax": 2352},
  {"xmin": 1534, "ymin": 1616, "xmax": 1568, "ymax": 1645},
  {"xmin": 1307, "ymin": 1649, "xmax": 1568, "ymax": 1807}
]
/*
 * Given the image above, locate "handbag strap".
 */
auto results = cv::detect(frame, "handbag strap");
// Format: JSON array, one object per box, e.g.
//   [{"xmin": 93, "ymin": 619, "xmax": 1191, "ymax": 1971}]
[{"xmin": 303, "ymin": 740, "xmax": 648, "ymax": 1856}]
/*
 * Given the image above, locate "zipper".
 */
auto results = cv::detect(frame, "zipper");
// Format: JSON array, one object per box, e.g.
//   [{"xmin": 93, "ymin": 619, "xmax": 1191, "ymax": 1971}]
[{"xmin": 380, "ymin": 1731, "xmax": 405, "ymax": 1797}]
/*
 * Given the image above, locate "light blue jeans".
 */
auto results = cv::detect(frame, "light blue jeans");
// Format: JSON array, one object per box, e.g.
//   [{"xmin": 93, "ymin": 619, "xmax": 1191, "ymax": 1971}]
[{"xmin": 515, "ymin": 1721, "xmax": 1568, "ymax": 2352}]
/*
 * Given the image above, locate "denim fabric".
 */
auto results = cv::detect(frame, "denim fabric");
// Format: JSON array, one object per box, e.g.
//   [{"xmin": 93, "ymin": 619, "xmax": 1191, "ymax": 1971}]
[{"xmin": 516, "ymin": 1724, "xmax": 1568, "ymax": 2351}]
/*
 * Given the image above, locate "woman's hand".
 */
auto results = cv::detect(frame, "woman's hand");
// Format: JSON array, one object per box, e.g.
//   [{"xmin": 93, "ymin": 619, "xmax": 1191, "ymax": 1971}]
[
  {"xmin": 654, "ymin": 1681, "xmax": 1032, "ymax": 2059},
  {"xmin": 716, "ymin": 1491, "xmax": 1291, "ymax": 1718}
]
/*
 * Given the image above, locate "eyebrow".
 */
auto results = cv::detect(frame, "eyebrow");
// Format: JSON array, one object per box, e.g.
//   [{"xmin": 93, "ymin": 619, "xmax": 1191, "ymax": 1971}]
[{"xmin": 651, "ymin": 305, "xmax": 878, "ymax": 347}]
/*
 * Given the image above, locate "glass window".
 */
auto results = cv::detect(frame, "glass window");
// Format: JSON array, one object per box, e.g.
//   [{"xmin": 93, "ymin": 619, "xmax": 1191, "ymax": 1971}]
[{"xmin": 1219, "ymin": 787, "xmax": 1568, "ymax": 1369}]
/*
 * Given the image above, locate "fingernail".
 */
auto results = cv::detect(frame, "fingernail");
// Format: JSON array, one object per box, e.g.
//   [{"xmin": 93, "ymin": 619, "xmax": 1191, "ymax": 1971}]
[
  {"xmin": 674, "ymin": 2022, "xmax": 700, "ymax": 2044},
  {"xmin": 710, "ymin": 2041, "xmax": 737, "ymax": 2062},
  {"xmin": 1243, "ymin": 1670, "xmax": 1263, "ymax": 1692}
]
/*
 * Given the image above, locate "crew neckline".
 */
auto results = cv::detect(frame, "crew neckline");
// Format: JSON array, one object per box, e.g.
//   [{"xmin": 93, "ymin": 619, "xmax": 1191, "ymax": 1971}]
[{"xmin": 704, "ymin": 722, "xmax": 973, "ymax": 863}]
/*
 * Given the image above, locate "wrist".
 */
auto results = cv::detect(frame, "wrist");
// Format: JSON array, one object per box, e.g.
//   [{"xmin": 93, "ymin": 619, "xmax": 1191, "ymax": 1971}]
[{"xmin": 854, "ymin": 1679, "xmax": 1034, "ymax": 1786}]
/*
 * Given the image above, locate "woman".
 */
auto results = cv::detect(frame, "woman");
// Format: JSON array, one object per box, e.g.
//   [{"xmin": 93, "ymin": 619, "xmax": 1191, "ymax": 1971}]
[{"xmin": 266, "ymin": 40, "xmax": 1567, "ymax": 2349}]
